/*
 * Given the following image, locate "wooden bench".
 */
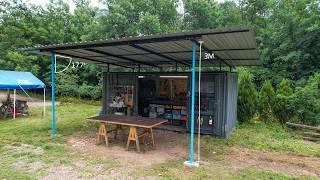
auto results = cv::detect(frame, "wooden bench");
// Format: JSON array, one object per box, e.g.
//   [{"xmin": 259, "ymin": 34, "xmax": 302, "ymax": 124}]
[{"xmin": 88, "ymin": 115, "xmax": 167, "ymax": 152}]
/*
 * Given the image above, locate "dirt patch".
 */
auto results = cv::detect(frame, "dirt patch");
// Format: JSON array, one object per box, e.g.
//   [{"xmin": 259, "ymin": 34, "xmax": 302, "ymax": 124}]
[
  {"xmin": 67, "ymin": 129, "xmax": 189, "ymax": 171},
  {"xmin": 226, "ymin": 147, "xmax": 320, "ymax": 177},
  {"xmin": 2, "ymin": 144, "xmax": 47, "ymax": 173},
  {"xmin": 11, "ymin": 158, "xmax": 47, "ymax": 172},
  {"xmin": 42, "ymin": 165, "xmax": 81, "ymax": 180},
  {"xmin": 4, "ymin": 144, "xmax": 44, "ymax": 155}
]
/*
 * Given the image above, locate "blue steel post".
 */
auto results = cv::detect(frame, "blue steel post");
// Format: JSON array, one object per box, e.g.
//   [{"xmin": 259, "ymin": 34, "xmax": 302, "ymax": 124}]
[
  {"xmin": 51, "ymin": 51, "xmax": 56, "ymax": 136},
  {"xmin": 189, "ymin": 41, "xmax": 197, "ymax": 163}
]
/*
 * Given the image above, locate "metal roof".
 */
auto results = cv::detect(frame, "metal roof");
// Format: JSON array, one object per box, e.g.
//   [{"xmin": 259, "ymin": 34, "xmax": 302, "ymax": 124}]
[{"xmin": 22, "ymin": 27, "xmax": 260, "ymax": 69}]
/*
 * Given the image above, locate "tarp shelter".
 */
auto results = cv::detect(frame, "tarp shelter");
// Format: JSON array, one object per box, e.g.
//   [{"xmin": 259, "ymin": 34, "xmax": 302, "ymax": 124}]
[
  {"xmin": 22, "ymin": 27, "xmax": 260, "ymax": 167},
  {"xmin": 0, "ymin": 70, "xmax": 46, "ymax": 118}
]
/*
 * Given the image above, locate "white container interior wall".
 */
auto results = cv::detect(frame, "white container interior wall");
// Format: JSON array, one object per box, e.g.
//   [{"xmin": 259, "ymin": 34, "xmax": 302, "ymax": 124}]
[{"xmin": 100, "ymin": 72, "xmax": 238, "ymax": 138}]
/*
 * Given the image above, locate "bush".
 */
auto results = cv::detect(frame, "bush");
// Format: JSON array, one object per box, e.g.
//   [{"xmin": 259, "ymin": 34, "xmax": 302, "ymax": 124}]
[
  {"xmin": 237, "ymin": 69, "xmax": 258, "ymax": 123},
  {"xmin": 55, "ymin": 73, "xmax": 80, "ymax": 97},
  {"xmin": 55, "ymin": 72, "xmax": 102, "ymax": 100},
  {"xmin": 288, "ymin": 73, "xmax": 320, "ymax": 125},
  {"xmin": 258, "ymin": 80, "xmax": 276, "ymax": 123},
  {"xmin": 274, "ymin": 79, "xmax": 293, "ymax": 124},
  {"xmin": 78, "ymin": 83, "xmax": 102, "ymax": 100}
]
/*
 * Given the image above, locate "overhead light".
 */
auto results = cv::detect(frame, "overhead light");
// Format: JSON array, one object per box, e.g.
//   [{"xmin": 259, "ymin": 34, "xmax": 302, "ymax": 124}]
[
  {"xmin": 138, "ymin": 76, "xmax": 145, "ymax": 78},
  {"xmin": 159, "ymin": 76, "xmax": 188, "ymax": 79}
]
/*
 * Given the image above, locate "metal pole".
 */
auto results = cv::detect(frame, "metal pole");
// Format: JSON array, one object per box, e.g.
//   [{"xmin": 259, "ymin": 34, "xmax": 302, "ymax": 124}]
[
  {"xmin": 51, "ymin": 51, "xmax": 56, "ymax": 136},
  {"xmin": 13, "ymin": 89, "xmax": 16, "ymax": 119},
  {"xmin": 198, "ymin": 41, "xmax": 203, "ymax": 164},
  {"xmin": 191, "ymin": 42, "xmax": 197, "ymax": 163},
  {"xmin": 184, "ymin": 41, "xmax": 197, "ymax": 167},
  {"xmin": 43, "ymin": 88, "xmax": 46, "ymax": 117}
]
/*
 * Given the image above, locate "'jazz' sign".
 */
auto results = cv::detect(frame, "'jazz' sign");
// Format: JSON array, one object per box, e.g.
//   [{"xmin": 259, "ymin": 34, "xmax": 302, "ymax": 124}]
[{"xmin": 204, "ymin": 52, "xmax": 215, "ymax": 59}]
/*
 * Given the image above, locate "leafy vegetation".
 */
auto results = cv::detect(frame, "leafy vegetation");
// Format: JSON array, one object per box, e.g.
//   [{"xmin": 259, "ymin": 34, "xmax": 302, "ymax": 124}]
[
  {"xmin": 288, "ymin": 73, "xmax": 320, "ymax": 125},
  {"xmin": 258, "ymin": 80, "xmax": 276, "ymax": 123},
  {"xmin": 237, "ymin": 69, "xmax": 257, "ymax": 123},
  {"xmin": 274, "ymin": 79, "xmax": 293, "ymax": 124}
]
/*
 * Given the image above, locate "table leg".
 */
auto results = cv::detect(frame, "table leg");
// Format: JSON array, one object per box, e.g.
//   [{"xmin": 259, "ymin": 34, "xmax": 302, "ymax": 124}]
[
  {"xmin": 126, "ymin": 126, "xmax": 140, "ymax": 152},
  {"xmin": 142, "ymin": 128, "xmax": 155, "ymax": 147},
  {"xmin": 96, "ymin": 122, "xmax": 108, "ymax": 146},
  {"xmin": 149, "ymin": 128, "xmax": 155, "ymax": 147}
]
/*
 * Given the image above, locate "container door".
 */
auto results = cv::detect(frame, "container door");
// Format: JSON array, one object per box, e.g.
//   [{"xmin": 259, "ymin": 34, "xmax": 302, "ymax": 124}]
[{"xmin": 188, "ymin": 73, "xmax": 215, "ymax": 135}]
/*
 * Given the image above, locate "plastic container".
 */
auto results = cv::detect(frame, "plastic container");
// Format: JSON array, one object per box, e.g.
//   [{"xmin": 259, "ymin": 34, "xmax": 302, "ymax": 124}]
[
  {"xmin": 164, "ymin": 113, "xmax": 173, "ymax": 119},
  {"xmin": 181, "ymin": 115, "xmax": 187, "ymax": 121},
  {"xmin": 181, "ymin": 110, "xmax": 188, "ymax": 115},
  {"xmin": 149, "ymin": 112, "xmax": 157, "ymax": 118}
]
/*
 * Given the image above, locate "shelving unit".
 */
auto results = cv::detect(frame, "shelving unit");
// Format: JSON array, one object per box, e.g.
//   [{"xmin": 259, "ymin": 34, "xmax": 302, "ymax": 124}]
[
  {"xmin": 149, "ymin": 102, "xmax": 188, "ymax": 126},
  {"xmin": 108, "ymin": 85, "xmax": 135, "ymax": 115}
]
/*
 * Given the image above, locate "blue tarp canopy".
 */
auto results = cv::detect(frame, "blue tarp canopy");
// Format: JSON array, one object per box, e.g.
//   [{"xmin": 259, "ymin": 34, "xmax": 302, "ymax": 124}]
[{"xmin": 0, "ymin": 70, "xmax": 45, "ymax": 89}]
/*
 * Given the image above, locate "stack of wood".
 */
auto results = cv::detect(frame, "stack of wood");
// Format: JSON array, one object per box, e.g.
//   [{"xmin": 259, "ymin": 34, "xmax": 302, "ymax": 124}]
[{"xmin": 286, "ymin": 122, "xmax": 320, "ymax": 142}]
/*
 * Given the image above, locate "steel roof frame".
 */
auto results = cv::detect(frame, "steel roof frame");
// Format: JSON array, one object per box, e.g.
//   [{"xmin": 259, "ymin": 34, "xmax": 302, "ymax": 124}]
[
  {"xmin": 129, "ymin": 44, "xmax": 190, "ymax": 66},
  {"xmin": 54, "ymin": 51, "xmax": 133, "ymax": 69},
  {"xmin": 33, "ymin": 29, "xmax": 250, "ymax": 51},
  {"xmin": 85, "ymin": 48, "xmax": 160, "ymax": 68},
  {"xmin": 23, "ymin": 28, "xmax": 260, "ymax": 69}
]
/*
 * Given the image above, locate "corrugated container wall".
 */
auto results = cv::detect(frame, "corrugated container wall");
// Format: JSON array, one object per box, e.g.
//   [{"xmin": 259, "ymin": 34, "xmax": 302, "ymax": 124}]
[
  {"xmin": 188, "ymin": 72, "xmax": 238, "ymax": 138},
  {"xmin": 101, "ymin": 72, "xmax": 238, "ymax": 138}
]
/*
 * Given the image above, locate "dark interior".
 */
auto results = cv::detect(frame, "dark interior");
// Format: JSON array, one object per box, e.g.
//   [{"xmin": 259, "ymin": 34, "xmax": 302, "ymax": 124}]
[{"xmin": 138, "ymin": 75, "xmax": 188, "ymax": 128}]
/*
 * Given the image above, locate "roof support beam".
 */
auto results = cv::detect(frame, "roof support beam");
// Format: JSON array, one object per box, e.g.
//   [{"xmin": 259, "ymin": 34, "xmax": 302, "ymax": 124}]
[
  {"xmin": 129, "ymin": 44, "xmax": 190, "ymax": 66},
  {"xmin": 116, "ymin": 47, "xmax": 257, "ymax": 57},
  {"xmin": 85, "ymin": 48, "xmax": 160, "ymax": 68},
  {"xmin": 54, "ymin": 51, "xmax": 133, "ymax": 69},
  {"xmin": 81, "ymin": 56, "xmax": 259, "ymax": 61},
  {"xmin": 200, "ymin": 43, "xmax": 234, "ymax": 68}
]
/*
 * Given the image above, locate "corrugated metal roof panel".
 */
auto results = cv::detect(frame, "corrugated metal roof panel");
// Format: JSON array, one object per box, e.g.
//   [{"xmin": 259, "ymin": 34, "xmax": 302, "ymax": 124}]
[{"xmin": 22, "ymin": 27, "xmax": 260, "ymax": 68}]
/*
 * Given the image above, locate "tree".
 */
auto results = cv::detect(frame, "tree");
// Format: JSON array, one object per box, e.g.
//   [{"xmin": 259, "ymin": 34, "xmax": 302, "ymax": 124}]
[
  {"xmin": 288, "ymin": 73, "xmax": 320, "ymax": 125},
  {"xmin": 274, "ymin": 79, "xmax": 293, "ymax": 124},
  {"xmin": 258, "ymin": 80, "xmax": 276, "ymax": 123},
  {"xmin": 138, "ymin": 12, "xmax": 161, "ymax": 35},
  {"xmin": 254, "ymin": 0, "xmax": 320, "ymax": 85},
  {"xmin": 237, "ymin": 69, "xmax": 258, "ymax": 123},
  {"xmin": 184, "ymin": 0, "xmax": 239, "ymax": 30},
  {"xmin": 68, "ymin": 0, "xmax": 99, "ymax": 42},
  {"xmin": 98, "ymin": 0, "xmax": 179, "ymax": 38},
  {"xmin": 1, "ymin": 0, "xmax": 319, "ymax": 102}
]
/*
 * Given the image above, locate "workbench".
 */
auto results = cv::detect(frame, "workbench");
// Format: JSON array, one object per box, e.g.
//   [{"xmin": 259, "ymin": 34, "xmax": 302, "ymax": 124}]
[{"xmin": 88, "ymin": 115, "xmax": 167, "ymax": 152}]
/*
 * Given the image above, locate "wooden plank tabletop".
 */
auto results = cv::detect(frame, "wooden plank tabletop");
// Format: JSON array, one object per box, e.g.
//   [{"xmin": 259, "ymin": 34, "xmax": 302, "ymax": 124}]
[{"xmin": 88, "ymin": 115, "xmax": 167, "ymax": 128}]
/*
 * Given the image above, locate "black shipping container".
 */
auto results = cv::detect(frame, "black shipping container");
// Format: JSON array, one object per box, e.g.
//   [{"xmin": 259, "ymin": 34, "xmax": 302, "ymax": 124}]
[{"xmin": 101, "ymin": 72, "xmax": 238, "ymax": 138}]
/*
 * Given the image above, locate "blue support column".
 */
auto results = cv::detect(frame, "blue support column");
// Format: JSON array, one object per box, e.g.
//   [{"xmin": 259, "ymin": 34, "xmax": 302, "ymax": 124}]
[
  {"xmin": 184, "ymin": 41, "xmax": 199, "ymax": 167},
  {"xmin": 51, "ymin": 51, "xmax": 56, "ymax": 137}
]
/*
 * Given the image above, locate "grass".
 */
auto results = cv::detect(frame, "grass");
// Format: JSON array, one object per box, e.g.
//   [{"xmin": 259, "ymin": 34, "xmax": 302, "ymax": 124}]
[
  {"xmin": 0, "ymin": 103, "xmax": 115, "ymax": 178},
  {"xmin": 228, "ymin": 122, "xmax": 320, "ymax": 157},
  {"xmin": 232, "ymin": 168, "xmax": 294, "ymax": 180},
  {"xmin": 197, "ymin": 122, "xmax": 320, "ymax": 164},
  {"xmin": 0, "ymin": 102, "xmax": 319, "ymax": 179},
  {"xmin": 132, "ymin": 160, "xmax": 297, "ymax": 180}
]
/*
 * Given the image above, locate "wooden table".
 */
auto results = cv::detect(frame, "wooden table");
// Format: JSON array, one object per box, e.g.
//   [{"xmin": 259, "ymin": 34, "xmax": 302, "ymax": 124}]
[{"xmin": 88, "ymin": 115, "xmax": 167, "ymax": 152}]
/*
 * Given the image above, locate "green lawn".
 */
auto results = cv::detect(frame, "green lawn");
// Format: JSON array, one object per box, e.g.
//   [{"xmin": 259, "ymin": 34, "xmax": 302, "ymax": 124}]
[{"xmin": 0, "ymin": 103, "xmax": 319, "ymax": 179}]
